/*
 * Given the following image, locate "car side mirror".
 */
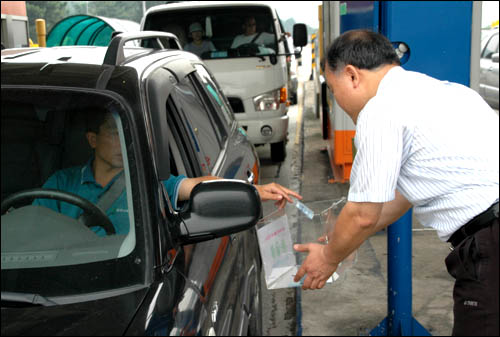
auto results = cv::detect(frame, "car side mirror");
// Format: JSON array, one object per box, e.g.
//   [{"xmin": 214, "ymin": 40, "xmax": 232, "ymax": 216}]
[
  {"xmin": 492, "ymin": 53, "xmax": 499, "ymax": 63},
  {"xmin": 293, "ymin": 24, "xmax": 308, "ymax": 48},
  {"xmin": 178, "ymin": 180, "xmax": 262, "ymax": 245}
]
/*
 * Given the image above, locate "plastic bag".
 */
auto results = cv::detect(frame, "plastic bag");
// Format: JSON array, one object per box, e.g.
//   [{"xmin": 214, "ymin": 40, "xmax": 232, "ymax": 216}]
[
  {"xmin": 257, "ymin": 197, "xmax": 356, "ymax": 289},
  {"xmin": 319, "ymin": 197, "xmax": 357, "ymax": 281},
  {"xmin": 257, "ymin": 208, "xmax": 303, "ymax": 289}
]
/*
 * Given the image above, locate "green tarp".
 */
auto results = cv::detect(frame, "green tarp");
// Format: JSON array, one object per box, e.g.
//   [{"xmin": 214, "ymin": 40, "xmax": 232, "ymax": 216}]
[{"xmin": 47, "ymin": 15, "xmax": 139, "ymax": 47}]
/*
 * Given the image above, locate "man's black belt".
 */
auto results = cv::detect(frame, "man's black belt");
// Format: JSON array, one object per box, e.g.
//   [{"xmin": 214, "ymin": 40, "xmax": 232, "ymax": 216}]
[{"xmin": 448, "ymin": 201, "xmax": 499, "ymax": 248}]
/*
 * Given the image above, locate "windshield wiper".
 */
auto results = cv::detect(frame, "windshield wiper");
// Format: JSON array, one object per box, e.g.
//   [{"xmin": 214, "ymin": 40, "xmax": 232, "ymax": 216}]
[{"xmin": 1, "ymin": 291, "xmax": 57, "ymax": 307}]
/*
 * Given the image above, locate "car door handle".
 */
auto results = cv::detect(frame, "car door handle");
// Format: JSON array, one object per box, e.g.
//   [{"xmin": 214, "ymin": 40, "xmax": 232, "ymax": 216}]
[{"xmin": 246, "ymin": 169, "xmax": 255, "ymax": 184}]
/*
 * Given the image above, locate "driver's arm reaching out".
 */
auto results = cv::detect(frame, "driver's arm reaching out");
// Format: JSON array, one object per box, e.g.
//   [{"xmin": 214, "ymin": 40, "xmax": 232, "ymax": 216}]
[{"xmin": 177, "ymin": 175, "xmax": 302, "ymax": 209}]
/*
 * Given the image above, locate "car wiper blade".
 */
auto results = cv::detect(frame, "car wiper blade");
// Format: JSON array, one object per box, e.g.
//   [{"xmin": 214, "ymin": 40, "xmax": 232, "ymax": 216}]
[{"xmin": 1, "ymin": 291, "xmax": 57, "ymax": 307}]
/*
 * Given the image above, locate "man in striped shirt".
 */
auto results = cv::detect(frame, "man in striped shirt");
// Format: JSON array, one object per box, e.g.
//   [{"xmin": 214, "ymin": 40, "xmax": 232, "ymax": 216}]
[{"xmin": 294, "ymin": 30, "xmax": 498, "ymax": 336}]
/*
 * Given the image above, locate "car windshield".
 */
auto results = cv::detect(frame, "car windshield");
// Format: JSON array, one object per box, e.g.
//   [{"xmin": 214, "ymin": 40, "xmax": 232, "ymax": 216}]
[
  {"xmin": 144, "ymin": 5, "xmax": 278, "ymax": 60},
  {"xmin": 481, "ymin": 31, "xmax": 499, "ymax": 59},
  {"xmin": 1, "ymin": 88, "xmax": 145, "ymax": 302}
]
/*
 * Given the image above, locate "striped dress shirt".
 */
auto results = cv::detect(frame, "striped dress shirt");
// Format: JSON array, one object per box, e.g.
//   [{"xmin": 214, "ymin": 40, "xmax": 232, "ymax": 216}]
[{"xmin": 348, "ymin": 66, "xmax": 499, "ymax": 241}]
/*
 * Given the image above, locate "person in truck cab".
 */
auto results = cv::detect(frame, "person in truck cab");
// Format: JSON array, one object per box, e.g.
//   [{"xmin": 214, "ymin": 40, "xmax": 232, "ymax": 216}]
[
  {"xmin": 230, "ymin": 16, "xmax": 275, "ymax": 49},
  {"xmin": 184, "ymin": 22, "xmax": 216, "ymax": 57}
]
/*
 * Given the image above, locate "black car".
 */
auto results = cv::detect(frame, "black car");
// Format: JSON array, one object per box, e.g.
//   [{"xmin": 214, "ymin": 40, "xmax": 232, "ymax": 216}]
[{"xmin": 1, "ymin": 32, "xmax": 263, "ymax": 335}]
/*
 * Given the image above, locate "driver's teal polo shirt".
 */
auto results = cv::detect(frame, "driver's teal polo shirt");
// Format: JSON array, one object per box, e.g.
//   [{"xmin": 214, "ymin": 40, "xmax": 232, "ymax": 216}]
[{"xmin": 33, "ymin": 159, "xmax": 186, "ymax": 236}]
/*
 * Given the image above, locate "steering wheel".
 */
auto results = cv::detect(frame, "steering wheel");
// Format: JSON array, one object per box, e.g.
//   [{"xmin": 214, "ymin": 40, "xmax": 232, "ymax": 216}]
[
  {"xmin": 236, "ymin": 43, "xmax": 260, "ymax": 56},
  {"xmin": 1, "ymin": 188, "xmax": 116, "ymax": 235}
]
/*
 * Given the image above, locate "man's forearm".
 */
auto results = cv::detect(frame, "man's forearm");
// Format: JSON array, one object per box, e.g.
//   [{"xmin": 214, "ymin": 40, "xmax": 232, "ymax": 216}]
[
  {"xmin": 323, "ymin": 201, "xmax": 383, "ymax": 265},
  {"xmin": 376, "ymin": 191, "xmax": 412, "ymax": 229},
  {"xmin": 322, "ymin": 194, "xmax": 410, "ymax": 265}
]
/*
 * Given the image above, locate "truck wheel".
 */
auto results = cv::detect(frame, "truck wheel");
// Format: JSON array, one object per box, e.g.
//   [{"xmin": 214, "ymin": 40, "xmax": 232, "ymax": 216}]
[{"xmin": 270, "ymin": 141, "xmax": 286, "ymax": 162}]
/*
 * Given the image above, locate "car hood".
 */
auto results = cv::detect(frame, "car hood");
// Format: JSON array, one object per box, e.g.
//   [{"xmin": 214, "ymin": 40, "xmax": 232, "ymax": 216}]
[{"xmin": 1, "ymin": 287, "xmax": 149, "ymax": 336}]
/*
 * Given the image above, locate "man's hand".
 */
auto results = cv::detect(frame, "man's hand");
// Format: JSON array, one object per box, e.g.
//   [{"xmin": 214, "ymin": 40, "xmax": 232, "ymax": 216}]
[
  {"xmin": 293, "ymin": 243, "xmax": 338, "ymax": 290},
  {"xmin": 255, "ymin": 182, "xmax": 302, "ymax": 209}
]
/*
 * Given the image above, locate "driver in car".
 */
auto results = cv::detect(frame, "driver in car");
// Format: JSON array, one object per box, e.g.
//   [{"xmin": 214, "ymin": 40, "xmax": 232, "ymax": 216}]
[
  {"xmin": 230, "ymin": 16, "xmax": 275, "ymax": 49},
  {"xmin": 34, "ymin": 110, "xmax": 301, "ymax": 236}
]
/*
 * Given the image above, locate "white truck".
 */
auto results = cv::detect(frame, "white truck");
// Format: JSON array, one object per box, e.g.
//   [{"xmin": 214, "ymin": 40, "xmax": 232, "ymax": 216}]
[{"xmin": 141, "ymin": 1, "xmax": 307, "ymax": 162}]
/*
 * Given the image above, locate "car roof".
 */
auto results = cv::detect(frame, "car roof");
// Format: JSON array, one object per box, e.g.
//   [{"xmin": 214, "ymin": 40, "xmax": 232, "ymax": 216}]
[
  {"xmin": 1, "ymin": 30, "xmax": 205, "ymax": 85},
  {"xmin": 2, "ymin": 46, "xmax": 114, "ymax": 65},
  {"xmin": 2, "ymin": 48, "xmax": 199, "ymax": 81},
  {"xmin": 1, "ymin": 45, "xmax": 189, "ymax": 66},
  {"xmin": 1, "ymin": 47, "xmax": 188, "ymax": 84},
  {"xmin": 1, "ymin": 31, "xmax": 189, "ymax": 66},
  {"xmin": 1, "ymin": 33, "xmax": 203, "ymax": 94}
]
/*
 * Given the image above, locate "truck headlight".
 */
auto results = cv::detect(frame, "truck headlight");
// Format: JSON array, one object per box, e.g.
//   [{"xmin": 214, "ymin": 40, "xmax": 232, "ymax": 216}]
[{"xmin": 253, "ymin": 88, "xmax": 282, "ymax": 111}]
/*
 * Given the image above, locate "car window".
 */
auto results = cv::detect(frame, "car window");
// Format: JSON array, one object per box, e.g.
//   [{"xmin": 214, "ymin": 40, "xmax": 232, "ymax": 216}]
[
  {"xmin": 171, "ymin": 78, "xmax": 222, "ymax": 173},
  {"xmin": 482, "ymin": 33, "xmax": 499, "ymax": 59},
  {"xmin": 193, "ymin": 63, "xmax": 235, "ymax": 128},
  {"xmin": 188, "ymin": 73, "xmax": 228, "ymax": 146},
  {"xmin": 166, "ymin": 97, "xmax": 203, "ymax": 178},
  {"xmin": 1, "ymin": 89, "xmax": 144, "ymax": 298}
]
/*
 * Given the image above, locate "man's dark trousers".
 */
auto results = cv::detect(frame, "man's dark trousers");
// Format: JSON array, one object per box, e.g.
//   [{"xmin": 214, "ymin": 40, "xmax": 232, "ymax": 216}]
[{"xmin": 446, "ymin": 217, "xmax": 499, "ymax": 336}]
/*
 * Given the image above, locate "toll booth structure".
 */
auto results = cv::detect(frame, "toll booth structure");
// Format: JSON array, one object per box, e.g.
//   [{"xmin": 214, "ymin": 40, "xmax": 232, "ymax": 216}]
[
  {"xmin": 1, "ymin": 1, "xmax": 30, "ymax": 49},
  {"xmin": 317, "ymin": 1, "xmax": 481, "ymax": 184}
]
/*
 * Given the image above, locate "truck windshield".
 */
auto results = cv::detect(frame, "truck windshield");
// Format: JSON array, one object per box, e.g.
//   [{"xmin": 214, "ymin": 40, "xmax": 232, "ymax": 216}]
[{"xmin": 144, "ymin": 5, "xmax": 278, "ymax": 60}]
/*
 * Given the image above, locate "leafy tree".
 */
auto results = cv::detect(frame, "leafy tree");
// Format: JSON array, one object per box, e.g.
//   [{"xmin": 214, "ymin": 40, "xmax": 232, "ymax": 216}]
[
  {"xmin": 26, "ymin": 1, "xmax": 67, "ymax": 42},
  {"xmin": 65, "ymin": 1, "xmax": 87, "ymax": 16},
  {"xmin": 26, "ymin": 1, "xmax": 168, "ymax": 44},
  {"xmin": 30, "ymin": 1, "xmax": 295, "ymax": 46},
  {"xmin": 283, "ymin": 18, "xmax": 317, "ymax": 41},
  {"xmin": 87, "ymin": 1, "xmax": 142, "ymax": 22}
]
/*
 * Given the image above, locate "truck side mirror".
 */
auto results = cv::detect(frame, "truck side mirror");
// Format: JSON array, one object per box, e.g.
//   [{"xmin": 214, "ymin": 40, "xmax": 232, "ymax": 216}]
[
  {"xmin": 293, "ymin": 24, "xmax": 308, "ymax": 48},
  {"xmin": 492, "ymin": 53, "xmax": 499, "ymax": 63}
]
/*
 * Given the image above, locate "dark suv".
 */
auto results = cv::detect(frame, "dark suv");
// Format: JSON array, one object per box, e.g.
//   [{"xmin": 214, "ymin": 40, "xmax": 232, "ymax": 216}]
[{"xmin": 1, "ymin": 32, "xmax": 263, "ymax": 335}]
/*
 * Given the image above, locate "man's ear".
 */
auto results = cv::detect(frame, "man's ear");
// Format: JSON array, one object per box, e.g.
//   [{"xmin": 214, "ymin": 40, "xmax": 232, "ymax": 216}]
[
  {"xmin": 86, "ymin": 132, "xmax": 97, "ymax": 149},
  {"xmin": 345, "ymin": 65, "xmax": 361, "ymax": 89}
]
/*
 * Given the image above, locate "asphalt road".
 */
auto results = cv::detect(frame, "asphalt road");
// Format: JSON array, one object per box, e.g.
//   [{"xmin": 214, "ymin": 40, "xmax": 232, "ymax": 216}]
[
  {"xmin": 256, "ymin": 101, "xmax": 302, "ymax": 336},
  {"xmin": 256, "ymin": 44, "xmax": 311, "ymax": 336}
]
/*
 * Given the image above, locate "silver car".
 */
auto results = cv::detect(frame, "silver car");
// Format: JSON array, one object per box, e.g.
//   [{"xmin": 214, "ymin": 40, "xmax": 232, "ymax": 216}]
[{"xmin": 479, "ymin": 29, "xmax": 499, "ymax": 109}]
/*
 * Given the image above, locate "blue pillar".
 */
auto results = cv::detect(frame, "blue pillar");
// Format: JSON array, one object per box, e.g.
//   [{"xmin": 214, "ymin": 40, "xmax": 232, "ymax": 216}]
[{"xmin": 370, "ymin": 209, "xmax": 431, "ymax": 336}]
